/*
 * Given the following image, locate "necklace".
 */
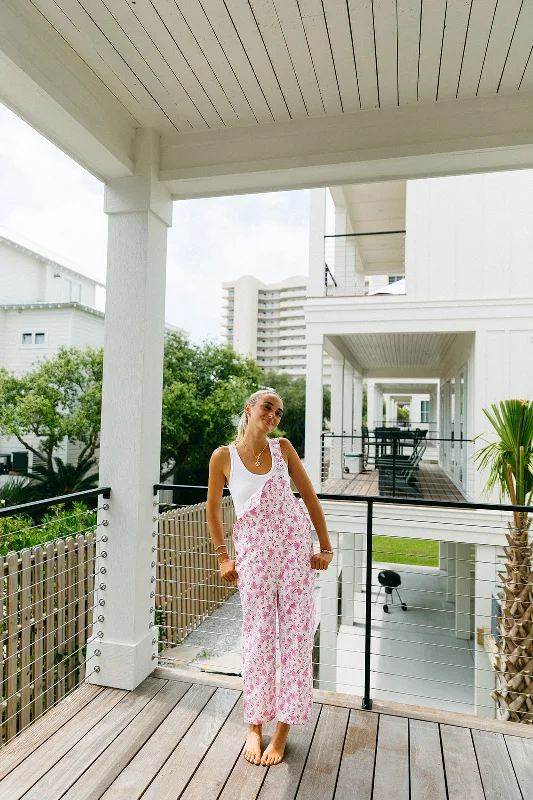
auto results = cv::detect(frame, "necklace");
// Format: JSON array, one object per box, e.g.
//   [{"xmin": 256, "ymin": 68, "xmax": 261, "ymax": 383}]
[{"xmin": 242, "ymin": 439, "xmax": 269, "ymax": 467}]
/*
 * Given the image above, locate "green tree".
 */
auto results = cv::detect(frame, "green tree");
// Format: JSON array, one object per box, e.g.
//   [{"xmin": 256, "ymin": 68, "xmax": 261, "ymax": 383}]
[
  {"xmin": 0, "ymin": 347, "xmax": 103, "ymax": 471},
  {"xmin": 474, "ymin": 399, "xmax": 533, "ymax": 723},
  {"xmin": 261, "ymin": 371, "xmax": 331, "ymax": 457},
  {"xmin": 160, "ymin": 332, "xmax": 263, "ymax": 483},
  {"xmin": 29, "ymin": 457, "xmax": 98, "ymax": 499}
]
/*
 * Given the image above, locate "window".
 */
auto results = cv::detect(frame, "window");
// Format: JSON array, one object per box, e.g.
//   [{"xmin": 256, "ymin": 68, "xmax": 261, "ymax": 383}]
[
  {"xmin": 388, "ymin": 275, "xmax": 403, "ymax": 284},
  {"xmin": 35, "ymin": 333, "xmax": 46, "ymax": 345},
  {"xmin": 21, "ymin": 333, "xmax": 32, "ymax": 345},
  {"xmin": 420, "ymin": 400, "xmax": 430, "ymax": 424}
]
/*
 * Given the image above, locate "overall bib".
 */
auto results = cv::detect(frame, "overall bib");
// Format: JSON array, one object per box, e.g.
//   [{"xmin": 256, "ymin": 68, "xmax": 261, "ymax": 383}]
[{"xmin": 230, "ymin": 438, "xmax": 315, "ymax": 725}]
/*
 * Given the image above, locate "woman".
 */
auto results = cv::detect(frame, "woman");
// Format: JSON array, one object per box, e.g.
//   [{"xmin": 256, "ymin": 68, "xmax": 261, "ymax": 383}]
[{"xmin": 207, "ymin": 389, "xmax": 333, "ymax": 767}]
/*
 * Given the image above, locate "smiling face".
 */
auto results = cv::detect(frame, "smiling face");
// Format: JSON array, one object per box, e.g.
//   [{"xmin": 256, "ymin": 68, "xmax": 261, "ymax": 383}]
[{"xmin": 246, "ymin": 392, "xmax": 284, "ymax": 434}]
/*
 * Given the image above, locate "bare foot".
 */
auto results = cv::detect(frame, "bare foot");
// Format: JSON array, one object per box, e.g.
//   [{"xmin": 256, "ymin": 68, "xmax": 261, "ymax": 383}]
[
  {"xmin": 243, "ymin": 723, "xmax": 262, "ymax": 765},
  {"xmin": 260, "ymin": 721, "xmax": 290, "ymax": 766}
]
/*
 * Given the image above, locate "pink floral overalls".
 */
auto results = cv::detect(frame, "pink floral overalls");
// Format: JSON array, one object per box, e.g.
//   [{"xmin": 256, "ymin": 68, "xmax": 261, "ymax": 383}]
[{"xmin": 232, "ymin": 438, "xmax": 315, "ymax": 725}]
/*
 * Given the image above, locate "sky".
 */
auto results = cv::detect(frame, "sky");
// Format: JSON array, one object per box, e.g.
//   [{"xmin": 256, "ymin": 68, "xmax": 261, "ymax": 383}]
[{"xmin": 0, "ymin": 103, "xmax": 310, "ymax": 343}]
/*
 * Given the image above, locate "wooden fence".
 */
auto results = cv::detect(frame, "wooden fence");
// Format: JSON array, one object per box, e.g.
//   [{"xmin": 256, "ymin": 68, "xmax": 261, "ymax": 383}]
[
  {"xmin": 0, "ymin": 532, "xmax": 96, "ymax": 745},
  {"xmin": 156, "ymin": 496, "xmax": 236, "ymax": 644},
  {"xmin": 0, "ymin": 497, "xmax": 236, "ymax": 745}
]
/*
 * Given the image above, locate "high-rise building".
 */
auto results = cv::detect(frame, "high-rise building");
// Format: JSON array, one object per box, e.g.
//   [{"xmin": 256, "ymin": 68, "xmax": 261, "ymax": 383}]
[{"xmin": 222, "ymin": 275, "xmax": 308, "ymax": 377}]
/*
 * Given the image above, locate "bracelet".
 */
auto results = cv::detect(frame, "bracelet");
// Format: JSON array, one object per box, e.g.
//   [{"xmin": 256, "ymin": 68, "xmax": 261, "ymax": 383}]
[
  {"xmin": 216, "ymin": 551, "xmax": 229, "ymax": 559},
  {"xmin": 214, "ymin": 544, "xmax": 227, "ymax": 551},
  {"xmin": 320, "ymin": 549, "xmax": 334, "ymax": 554}
]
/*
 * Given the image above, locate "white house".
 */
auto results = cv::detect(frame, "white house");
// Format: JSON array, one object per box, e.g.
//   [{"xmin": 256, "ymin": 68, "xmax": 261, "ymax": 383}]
[
  {"xmin": 0, "ymin": 230, "xmax": 105, "ymax": 470},
  {"xmin": 304, "ymin": 172, "xmax": 533, "ymax": 501}
]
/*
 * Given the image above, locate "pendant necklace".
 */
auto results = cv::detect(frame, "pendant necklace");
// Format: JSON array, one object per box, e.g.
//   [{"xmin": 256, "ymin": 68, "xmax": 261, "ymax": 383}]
[{"xmin": 243, "ymin": 440, "xmax": 269, "ymax": 467}]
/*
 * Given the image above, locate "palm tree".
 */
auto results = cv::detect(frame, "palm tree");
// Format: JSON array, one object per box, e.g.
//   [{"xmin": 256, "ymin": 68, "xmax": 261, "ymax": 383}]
[
  {"xmin": 475, "ymin": 399, "xmax": 533, "ymax": 723},
  {"xmin": 29, "ymin": 457, "xmax": 98, "ymax": 499}
]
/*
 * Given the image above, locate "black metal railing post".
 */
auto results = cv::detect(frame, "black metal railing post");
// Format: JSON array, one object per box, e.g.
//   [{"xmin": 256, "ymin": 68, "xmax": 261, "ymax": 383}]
[{"xmin": 362, "ymin": 498, "xmax": 373, "ymax": 710}]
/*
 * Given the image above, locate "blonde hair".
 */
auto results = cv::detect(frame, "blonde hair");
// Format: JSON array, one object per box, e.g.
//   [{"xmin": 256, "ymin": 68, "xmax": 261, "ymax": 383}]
[{"xmin": 232, "ymin": 389, "xmax": 283, "ymax": 444}]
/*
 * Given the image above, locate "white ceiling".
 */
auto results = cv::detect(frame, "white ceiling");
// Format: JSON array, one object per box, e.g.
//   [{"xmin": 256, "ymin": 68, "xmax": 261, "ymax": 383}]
[
  {"xmin": 2, "ymin": 1, "xmax": 533, "ymax": 193},
  {"xmin": 27, "ymin": 0, "xmax": 533, "ymax": 134},
  {"xmin": 339, "ymin": 332, "xmax": 458, "ymax": 370}
]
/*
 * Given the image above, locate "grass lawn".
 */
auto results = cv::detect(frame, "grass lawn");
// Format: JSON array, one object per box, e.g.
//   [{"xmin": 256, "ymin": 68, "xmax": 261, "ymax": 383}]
[{"xmin": 373, "ymin": 536, "xmax": 439, "ymax": 567}]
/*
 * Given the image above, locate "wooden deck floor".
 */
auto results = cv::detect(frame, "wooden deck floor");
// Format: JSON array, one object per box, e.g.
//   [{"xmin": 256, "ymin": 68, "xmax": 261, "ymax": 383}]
[
  {"xmin": 323, "ymin": 463, "xmax": 465, "ymax": 502},
  {"xmin": 1, "ymin": 667, "xmax": 532, "ymax": 800}
]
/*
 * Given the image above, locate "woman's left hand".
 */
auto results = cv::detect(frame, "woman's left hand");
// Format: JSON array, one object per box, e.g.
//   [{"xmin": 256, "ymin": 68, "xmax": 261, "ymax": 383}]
[{"xmin": 311, "ymin": 551, "xmax": 333, "ymax": 571}]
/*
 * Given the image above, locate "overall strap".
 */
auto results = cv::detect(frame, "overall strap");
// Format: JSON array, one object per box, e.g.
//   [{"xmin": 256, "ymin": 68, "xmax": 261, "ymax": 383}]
[{"xmin": 271, "ymin": 438, "xmax": 287, "ymax": 470}]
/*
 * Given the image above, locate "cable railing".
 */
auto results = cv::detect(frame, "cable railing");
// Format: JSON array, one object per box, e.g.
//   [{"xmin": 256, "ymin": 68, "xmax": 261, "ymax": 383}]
[
  {"xmin": 153, "ymin": 482, "xmax": 533, "ymax": 726},
  {"xmin": 0, "ymin": 486, "xmax": 110, "ymax": 745},
  {"xmin": 321, "ymin": 431, "xmax": 474, "ymax": 500},
  {"xmin": 324, "ymin": 231, "xmax": 406, "ymax": 297}
]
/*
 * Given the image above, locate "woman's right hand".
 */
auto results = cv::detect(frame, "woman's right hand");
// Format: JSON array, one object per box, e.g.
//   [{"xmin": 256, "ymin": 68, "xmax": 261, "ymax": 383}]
[{"xmin": 218, "ymin": 555, "xmax": 238, "ymax": 583}]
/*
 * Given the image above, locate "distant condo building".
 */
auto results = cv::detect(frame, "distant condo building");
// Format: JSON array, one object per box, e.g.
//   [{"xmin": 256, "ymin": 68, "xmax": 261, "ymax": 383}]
[{"xmin": 222, "ymin": 276, "xmax": 309, "ymax": 378}]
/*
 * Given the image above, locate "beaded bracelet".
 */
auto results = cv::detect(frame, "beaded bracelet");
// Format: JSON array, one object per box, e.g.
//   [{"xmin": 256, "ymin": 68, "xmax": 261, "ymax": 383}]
[{"xmin": 320, "ymin": 549, "xmax": 334, "ymax": 554}]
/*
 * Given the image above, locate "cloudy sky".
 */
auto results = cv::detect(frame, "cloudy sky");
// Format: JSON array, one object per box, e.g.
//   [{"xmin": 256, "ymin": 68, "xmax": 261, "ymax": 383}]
[{"xmin": 0, "ymin": 103, "xmax": 310, "ymax": 343}]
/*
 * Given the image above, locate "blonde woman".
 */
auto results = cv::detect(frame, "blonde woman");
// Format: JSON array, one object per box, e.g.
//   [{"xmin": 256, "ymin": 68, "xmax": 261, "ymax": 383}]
[{"xmin": 207, "ymin": 389, "xmax": 333, "ymax": 766}]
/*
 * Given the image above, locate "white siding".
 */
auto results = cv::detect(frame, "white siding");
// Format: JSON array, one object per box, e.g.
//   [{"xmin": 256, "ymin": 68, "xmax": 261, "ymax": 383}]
[
  {"xmin": 0, "ymin": 242, "xmax": 45, "ymax": 303},
  {"xmin": 406, "ymin": 171, "xmax": 533, "ymax": 302}
]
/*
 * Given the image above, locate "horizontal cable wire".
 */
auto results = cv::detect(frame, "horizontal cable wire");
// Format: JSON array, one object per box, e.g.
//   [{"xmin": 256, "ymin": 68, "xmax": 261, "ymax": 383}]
[
  {"xmin": 2, "ymin": 613, "xmax": 98, "ymax": 667},
  {"xmin": 0, "ymin": 665, "xmax": 98, "ymax": 750},
  {"xmin": 1, "ymin": 656, "xmax": 98, "ymax": 732},
  {"xmin": 0, "ymin": 513, "xmax": 99, "ymax": 541},
  {"xmin": 0, "ymin": 553, "xmax": 99, "ymax": 586}
]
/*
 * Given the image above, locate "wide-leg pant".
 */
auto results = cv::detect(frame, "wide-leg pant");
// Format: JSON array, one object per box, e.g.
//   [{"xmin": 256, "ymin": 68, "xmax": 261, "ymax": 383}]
[{"xmin": 233, "ymin": 483, "xmax": 315, "ymax": 725}]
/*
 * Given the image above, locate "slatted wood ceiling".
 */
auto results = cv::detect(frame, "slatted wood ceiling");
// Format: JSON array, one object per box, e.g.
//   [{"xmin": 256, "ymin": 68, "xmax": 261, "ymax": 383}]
[
  {"xmin": 30, "ymin": 0, "xmax": 533, "ymax": 133},
  {"xmin": 340, "ymin": 332, "xmax": 457, "ymax": 369}
]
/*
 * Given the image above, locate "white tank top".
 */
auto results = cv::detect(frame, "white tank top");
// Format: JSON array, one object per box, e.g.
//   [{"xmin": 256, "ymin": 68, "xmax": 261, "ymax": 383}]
[{"xmin": 228, "ymin": 439, "xmax": 278, "ymax": 518}]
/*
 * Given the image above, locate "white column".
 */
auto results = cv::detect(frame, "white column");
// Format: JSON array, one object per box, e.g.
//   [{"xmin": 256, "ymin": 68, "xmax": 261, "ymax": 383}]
[
  {"xmin": 308, "ymin": 189, "xmax": 326, "ymax": 298},
  {"xmin": 341, "ymin": 532, "xmax": 354, "ymax": 625},
  {"xmin": 87, "ymin": 129, "xmax": 172, "ymax": 690},
  {"xmin": 304, "ymin": 341, "xmax": 324, "ymax": 490},
  {"xmin": 366, "ymin": 380, "xmax": 376, "ymax": 430},
  {"xmin": 342, "ymin": 362, "xmax": 354, "ymax": 438},
  {"xmin": 330, "ymin": 358, "xmax": 344, "ymax": 479},
  {"xmin": 475, "ymin": 545, "xmax": 498, "ymax": 717},
  {"xmin": 447, "ymin": 542, "xmax": 457, "ymax": 604},
  {"xmin": 318, "ymin": 532, "xmax": 339, "ymax": 691},
  {"xmin": 353, "ymin": 375, "xmax": 363, "ymax": 440},
  {"xmin": 456, "ymin": 543, "xmax": 472, "ymax": 639}
]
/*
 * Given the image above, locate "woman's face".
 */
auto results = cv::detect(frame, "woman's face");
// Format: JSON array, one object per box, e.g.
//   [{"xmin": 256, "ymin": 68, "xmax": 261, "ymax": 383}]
[{"xmin": 246, "ymin": 393, "xmax": 284, "ymax": 434}]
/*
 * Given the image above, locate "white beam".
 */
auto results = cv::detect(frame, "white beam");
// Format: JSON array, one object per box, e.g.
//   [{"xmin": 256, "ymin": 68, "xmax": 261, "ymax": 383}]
[
  {"xmin": 161, "ymin": 93, "xmax": 533, "ymax": 198},
  {"xmin": 0, "ymin": 0, "xmax": 135, "ymax": 181}
]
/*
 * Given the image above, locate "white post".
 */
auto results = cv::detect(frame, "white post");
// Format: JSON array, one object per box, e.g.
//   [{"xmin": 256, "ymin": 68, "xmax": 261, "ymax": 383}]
[
  {"xmin": 308, "ymin": 189, "xmax": 326, "ymax": 298},
  {"xmin": 366, "ymin": 380, "xmax": 376, "ymax": 431},
  {"xmin": 353, "ymin": 375, "xmax": 363, "ymax": 440},
  {"xmin": 318, "ymin": 531, "xmax": 339, "ymax": 691},
  {"xmin": 86, "ymin": 129, "xmax": 172, "ymax": 690},
  {"xmin": 455, "ymin": 543, "xmax": 472, "ymax": 639},
  {"xmin": 341, "ymin": 532, "xmax": 354, "ymax": 625},
  {"xmin": 304, "ymin": 340, "xmax": 324, "ymax": 490},
  {"xmin": 330, "ymin": 358, "xmax": 344, "ymax": 479},
  {"xmin": 475, "ymin": 545, "xmax": 497, "ymax": 717},
  {"xmin": 447, "ymin": 542, "xmax": 457, "ymax": 604},
  {"xmin": 343, "ymin": 362, "xmax": 354, "ymax": 438}
]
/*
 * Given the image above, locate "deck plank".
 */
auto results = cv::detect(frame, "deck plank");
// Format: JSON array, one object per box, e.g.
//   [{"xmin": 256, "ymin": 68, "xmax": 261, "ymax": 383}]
[
  {"xmin": 0, "ymin": 687, "xmax": 127, "ymax": 800},
  {"xmin": 504, "ymin": 735, "xmax": 533, "ymax": 800},
  {"xmin": 0, "ymin": 684, "xmax": 105, "ymax": 780},
  {"xmin": 217, "ymin": 718, "xmax": 277, "ymax": 800},
  {"xmin": 256, "ymin": 704, "xmax": 321, "ymax": 800},
  {"xmin": 179, "ymin": 697, "xmax": 248, "ymax": 799},
  {"xmin": 440, "ymin": 724, "xmax": 484, "ymax": 800},
  {"xmin": 101, "ymin": 682, "xmax": 216, "ymax": 800},
  {"xmin": 372, "ymin": 714, "xmax": 409, "ymax": 800},
  {"xmin": 409, "ymin": 719, "xmax": 446, "ymax": 800},
  {"xmin": 60, "ymin": 680, "xmax": 192, "ymax": 799},
  {"xmin": 472, "ymin": 729, "xmax": 522, "ymax": 800},
  {"xmin": 295, "ymin": 704, "xmax": 349, "ymax": 799},
  {"xmin": 141, "ymin": 687, "xmax": 241, "ymax": 800},
  {"xmin": 334, "ymin": 708, "xmax": 377, "ymax": 800},
  {"xmin": 21, "ymin": 678, "xmax": 166, "ymax": 800}
]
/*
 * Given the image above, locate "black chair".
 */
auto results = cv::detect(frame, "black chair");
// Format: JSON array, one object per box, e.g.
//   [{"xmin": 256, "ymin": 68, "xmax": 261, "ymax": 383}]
[{"xmin": 375, "ymin": 570, "xmax": 407, "ymax": 613}]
